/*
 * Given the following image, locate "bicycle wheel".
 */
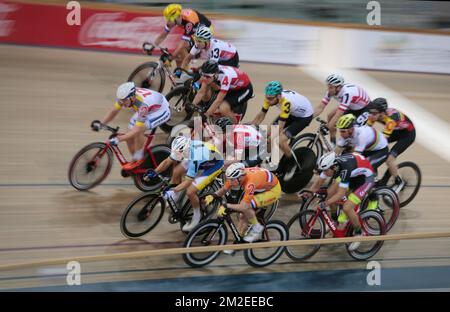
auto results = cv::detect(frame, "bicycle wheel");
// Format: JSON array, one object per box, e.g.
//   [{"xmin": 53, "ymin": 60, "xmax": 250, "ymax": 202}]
[
  {"xmin": 160, "ymin": 85, "xmax": 194, "ymax": 133},
  {"xmin": 290, "ymin": 133, "xmax": 324, "ymax": 161},
  {"xmin": 68, "ymin": 142, "xmax": 113, "ymax": 191},
  {"xmin": 120, "ymin": 192, "xmax": 165, "ymax": 238},
  {"xmin": 133, "ymin": 145, "xmax": 172, "ymax": 192},
  {"xmin": 346, "ymin": 210, "xmax": 386, "ymax": 261},
  {"xmin": 244, "ymin": 220, "xmax": 288, "ymax": 268},
  {"xmin": 260, "ymin": 200, "xmax": 279, "ymax": 223},
  {"xmin": 183, "ymin": 219, "xmax": 228, "ymax": 268},
  {"xmin": 361, "ymin": 187, "xmax": 399, "ymax": 232},
  {"xmin": 285, "ymin": 210, "xmax": 325, "ymax": 262},
  {"xmin": 279, "ymin": 146, "xmax": 316, "ymax": 193},
  {"xmin": 380, "ymin": 161, "xmax": 421, "ymax": 208},
  {"xmin": 127, "ymin": 62, "xmax": 165, "ymax": 92}
]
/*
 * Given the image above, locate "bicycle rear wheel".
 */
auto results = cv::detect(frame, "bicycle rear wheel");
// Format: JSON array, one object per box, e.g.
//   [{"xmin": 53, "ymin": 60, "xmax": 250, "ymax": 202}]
[
  {"xmin": 362, "ymin": 187, "xmax": 399, "ymax": 232},
  {"xmin": 290, "ymin": 133, "xmax": 324, "ymax": 161},
  {"xmin": 183, "ymin": 219, "xmax": 228, "ymax": 268},
  {"xmin": 346, "ymin": 210, "xmax": 386, "ymax": 260},
  {"xmin": 380, "ymin": 161, "xmax": 421, "ymax": 207},
  {"xmin": 285, "ymin": 211, "xmax": 325, "ymax": 261},
  {"xmin": 160, "ymin": 85, "xmax": 194, "ymax": 133},
  {"xmin": 244, "ymin": 220, "xmax": 288, "ymax": 267},
  {"xmin": 127, "ymin": 62, "xmax": 165, "ymax": 92},
  {"xmin": 68, "ymin": 142, "xmax": 113, "ymax": 191},
  {"xmin": 120, "ymin": 193, "xmax": 165, "ymax": 238},
  {"xmin": 133, "ymin": 145, "xmax": 172, "ymax": 192}
]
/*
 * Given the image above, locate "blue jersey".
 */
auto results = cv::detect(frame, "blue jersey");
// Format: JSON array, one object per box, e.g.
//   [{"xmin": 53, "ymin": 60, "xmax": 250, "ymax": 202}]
[{"xmin": 186, "ymin": 141, "xmax": 223, "ymax": 178}]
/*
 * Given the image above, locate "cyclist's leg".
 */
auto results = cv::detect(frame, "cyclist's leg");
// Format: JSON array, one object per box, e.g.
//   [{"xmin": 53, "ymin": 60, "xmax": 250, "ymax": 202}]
[
  {"xmin": 345, "ymin": 176, "xmax": 375, "ymax": 230},
  {"xmin": 327, "ymin": 107, "xmax": 338, "ymax": 144},
  {"xmin": 363, "ymin": 147, "xmax": 389, "ymax": 172},
  {"xmin": 282, "ymin": 115, "xmax": 313, "ymax": 159},
  {"xmin": 172, "ymin": 39, "xmax": 191, "ymax": 68},
  {"xmin": 387, "ymin": 129, "xmax": 415, "ymax": 176}
]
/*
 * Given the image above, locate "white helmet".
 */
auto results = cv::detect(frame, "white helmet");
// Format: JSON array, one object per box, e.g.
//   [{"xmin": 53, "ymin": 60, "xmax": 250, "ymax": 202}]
[
  {"xmin": 194, "ymin": 25, "xmax": 212, "ymax": 41},
  {"xmin": 226, "ymin": 162, "xmax": 246, "ymax": 179},
  {"xmin": 116, "ymin": 82, "xmax": 136, "ymax": 100},
  {"xmin": 317, "ymin": 152, "xmax": 337, "ymax": 170},
  {"xmin": 171, "ymin": 136, "xmax": 191, "ymax": 153},
  {"xmin": 325, "ymin": 74, "xmax": 344, "ymax": 86}
]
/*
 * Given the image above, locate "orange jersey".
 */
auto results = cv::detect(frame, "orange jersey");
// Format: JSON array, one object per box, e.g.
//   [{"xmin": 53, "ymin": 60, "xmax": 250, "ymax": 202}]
[{"xmin": 224, "ymin": 167, "xmax": 279, "ymax": 205}]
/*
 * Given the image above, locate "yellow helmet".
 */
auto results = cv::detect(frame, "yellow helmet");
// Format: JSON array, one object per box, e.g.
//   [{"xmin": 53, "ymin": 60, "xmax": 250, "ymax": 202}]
[
  {"xmin": 336, "ymin": 114, "xmax": 356, "ymax": 129},
  {"xmin": 163, "ymin": 4, "xmax": 182, "ymax": 22}
]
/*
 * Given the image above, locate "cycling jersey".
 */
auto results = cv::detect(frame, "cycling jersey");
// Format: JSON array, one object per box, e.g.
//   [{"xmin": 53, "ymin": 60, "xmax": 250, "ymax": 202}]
[
  {"xmin": 190, "ymin": 39, "xmax": 237, "ymax": 63},
  {"xmin": 164, "ymin": 9, "xmax": 211, "ymax": 41},
  {"xmin": 224, "ymin": 167, "xmax": 279, "ymax": 208},
  {"xmin": 114, "ymin": 88, "xmax": 170, "ymax": 129},
  {"xmin": 216, "ymin": 65, "xmax": 251, "ymax": 93},
  {"xmin": 337, "ymin": 125, "xmax": 388, "ymax": 153},
  {"xmin": 226, "ymin": 124, "xmax": 262, "ymax": 150},
  {"xmin": 263, "ymin": 90, "xmax": 313, "ymax": 121},
  {"xmin": 367, "ymin": 108, "xmax": 415, "ymax": 137},
  {"xmin": 322, "ymin": 84, "xmax": 370, "ymax": 112}
]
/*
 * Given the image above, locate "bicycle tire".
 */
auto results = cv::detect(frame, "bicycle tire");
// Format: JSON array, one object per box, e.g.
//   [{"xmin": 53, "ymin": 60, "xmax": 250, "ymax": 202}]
[
  {"xmin": 380, "ymin": 161, "xmax": 421, "ymax": 208},
  {"xmin": 68, "ymin": 142, "xmax": 113, "ymax": 191},
  {"xmin": 244, "ymin": 220, "xmax": 288, "ymax": 267},
  {"xmin": 346, "ymin": 210, "xmax": 386, "ymax": 260},
  {"xmin": 120, "ymin": 192, "xmax": 165, "ymax": 238},
  {"xmin": 285, "ymin": 210, "xmax": 325, "ymax": 261},
  {"xmin": 361, "ymin": 186, "xmax": 399, "ymax": 232},
  {"xmin": 133, "ymin": 144, "xmax": 172, "ymax": 192},
  {"xmin": 160, "ymin": 85, "xmax": 194, "ymax": 133},
  {"xmin": 127, "ymin": 62, "xmax": 165, "ymax": 93},
  {"xmin": 183, "ymin": 219, "xmax": 228, "ymax": 268}
]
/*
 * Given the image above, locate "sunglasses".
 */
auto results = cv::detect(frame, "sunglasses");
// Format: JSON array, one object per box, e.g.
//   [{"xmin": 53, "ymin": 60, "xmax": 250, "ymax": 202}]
[{"xmin": 201, "ymin": 73, "xmax": 215, "ymax": 78}]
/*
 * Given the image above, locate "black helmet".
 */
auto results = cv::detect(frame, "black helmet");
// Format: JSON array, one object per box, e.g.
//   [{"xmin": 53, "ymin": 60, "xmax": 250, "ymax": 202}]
[
  {"xmin": 215, "ymin": 117, "xmax": 233, "ymax": 131},
  {"xmin": 368, "ymin": 97, "xmax": 388, "ymax": 112},
  {"xmin": 201, "ymin": 60, "xmax": 219, "ymax": 75}
]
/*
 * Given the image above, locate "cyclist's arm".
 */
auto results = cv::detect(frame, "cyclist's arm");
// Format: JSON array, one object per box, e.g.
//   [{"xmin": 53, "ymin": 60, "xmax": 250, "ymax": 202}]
[
  {"xmin": 180, "ymin": 53, "xmax": 194, "ymax": 71},
  {"xmin": 313, "ymin": 102, "xmax": 326, "ymax": 118},
  {"xmin": 325, "ymin": 186, "xmax": 347, "ymax": 206},
  {"xmin": 154, "ymin": 157, "xmax": 177, "ymax": 174},
  {"xmin": 206, "ymin": 91, "xmax": 226, "ymax": 116},
  {"xmin": 251, "ymin": 111, "xmax": 266, "ymax": 126},
  {"xmin": 192, "ymin": 81, "xmax": 208, "ymax": 105},
  {"xmin": 310, "ymin": 171, "xmax": 329, "ymax": 193},
  {"xmin": 101, "ymin": 106, "xmax": 121, "ymax": 125},
  {"xmin": 327, "ymin": 109, "xmax": 344, "ymax": 129}
]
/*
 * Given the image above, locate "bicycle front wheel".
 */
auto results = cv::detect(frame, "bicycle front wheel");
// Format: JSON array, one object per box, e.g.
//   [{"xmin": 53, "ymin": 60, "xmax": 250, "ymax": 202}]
[
  {"xmin": 362, "ymin": 186, "xmax": 399, "ymax": 232},
  {"xmin": 285, "ymin": 211, "xmax": 325, "ymax": 262},
  {"xmin": 290, "ymin": 133, "xmax": 324, "ymax": 161},
  {"xmin": 244, "ymin": 220, "xmax": 288, "ymax": 268},
  {"xmin": 120, "ymin": 193, "xmax": 165, "ymax": 238},
  {"xmin": 183, "ymin": 219, "xmax": 228, "ymax": 268},
  {"xmin": 127, "ymin": 62, "xmax": 165, "ymax": 92},
  {"xmin": 68, "ymin": 142, "xmax": 113, "ymax": 191}
]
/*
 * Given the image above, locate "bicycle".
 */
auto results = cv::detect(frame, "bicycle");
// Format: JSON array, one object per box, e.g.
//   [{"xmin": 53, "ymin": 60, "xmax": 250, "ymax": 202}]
[
  {"xmin": 183, "ymin": 198, "xmax": 288, "ymax": 268},
  {"xmin": 68, "ymin": 123, "xmax": 171, "ymax": 192},
  {"xmin": 285, "ymin": 192, "xmax": 386, "ymax": 261},
  {"xmin": 120, "ymin": 171, "xmax": 223, "ymax": 238},
  {"xmin": 128, "ymin": 44, "xmax": 186, "ymax": 93}
]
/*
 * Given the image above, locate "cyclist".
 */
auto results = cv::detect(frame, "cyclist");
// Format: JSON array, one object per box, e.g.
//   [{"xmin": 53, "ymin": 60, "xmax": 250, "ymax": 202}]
[
  {"xmin": 191, "ymin": 60, "xmax": 253, "ymax": 122},
  {"xmin": 145, "ymin": 4, "xmax": 212, "ymax": 68},
  {"xmin": 92, "ymin": 82, "xmax": 170, "ymax": 170},
  {"xmin": 208, "ymin": 164, "xmax": 281, "ymax": 243},
  {"xmin": 144, "ymin": 136, "xmax": 224, "ymax": 231},
  {"xmin": 251, "ymin": 81, "xmax": 313, "ymax": 169},
  {"xmin": 180, "ymin": 25, "xmax": 239, "ymax": 72},
  {"xmin": 309, "ymin": 152, "xmax": 376, "ymax": 251},
  {"xmin": 335, "ymin": 114, "xmax": 389, "ymax": 172},
  {"xmin": 214, "ymin": 117, "xmax": 266, "ymax": 167},
  {"xmin": 366, "ymin": 97, "xmax": 416, "ymax": 192},
  {"xmin": 313, "ymin": 74, "xmax": 371, "ymax": 146}
]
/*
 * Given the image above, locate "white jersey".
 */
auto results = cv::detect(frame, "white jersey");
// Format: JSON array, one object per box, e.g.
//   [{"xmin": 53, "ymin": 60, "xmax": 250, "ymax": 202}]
[
  {"xmin": 322, "ymin": 84, "xmax": 370, "ymax": 112},
  {"xmin": 337, "ymin": 125, "xmax": 388, "ymax": 153},
  {"xmin": 114, "ymin": 88, "xmax": 170, "ymax": 130},
  {"xmin": 263, "ymin": 90, "xmax": 313, "ymax": 119},
  {"xmin": 217, "ymin": 65, "xmax": 250, "ymax": 92},
  {"xmin": 190, "ymin": 38, "xmax": 237, "ymax": 62}
]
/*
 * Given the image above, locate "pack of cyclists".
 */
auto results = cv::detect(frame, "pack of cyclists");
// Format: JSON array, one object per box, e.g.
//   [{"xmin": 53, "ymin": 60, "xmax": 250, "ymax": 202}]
[{"xmin": 91, "ymin": 3, "xmax": 417, "ymax": 245}]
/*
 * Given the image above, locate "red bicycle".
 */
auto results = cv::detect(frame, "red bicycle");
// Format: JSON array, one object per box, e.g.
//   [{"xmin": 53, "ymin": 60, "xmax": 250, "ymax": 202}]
[
  {"xmin": 285, "ymin": 192, "xmax": 386, "ymax": 261},
  {"xmin": 68, "ymin": 123, "xmax": 171, "ymax": 191}
]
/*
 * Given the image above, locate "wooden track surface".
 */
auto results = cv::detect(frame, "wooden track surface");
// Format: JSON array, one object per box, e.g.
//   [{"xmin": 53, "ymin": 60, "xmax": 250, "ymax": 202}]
[{"xmin": 0, "ymin": 45, "xmax": 449, "ymax": 290}]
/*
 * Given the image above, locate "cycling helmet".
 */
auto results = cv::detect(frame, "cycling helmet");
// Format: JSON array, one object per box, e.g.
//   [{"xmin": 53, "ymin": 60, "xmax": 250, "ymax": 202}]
[
  {"xmin": 201, "ymin": 60, "xmax": 219, "ymax": 75},
  {"xmin": 163, "ymin": 4, "xmax": 182, "ymax": 22},
  {"xmin": 226, "ymin": 162, "xmax": 246, "ymax": 179},
  {"xmin": 336, "ymin": 114, "xmax": 356, "ymax": 129},
  {"xmin": 325, "ymin": 74, "xmax": 344, "ymax": 86},
  {"xmin": 317, "ymin": 152, "xmax": 337, "ymax": 170},
  {"xmin": 116, "ymin": 82, "xmax": 136, "ymax": 100},
  {"xmin": 171, "ymin": 136, "xmax": 191, "ymax": 153},
  {"xmin": 265, "ymin": 81, "xmax": 283, "ymax": 96},
  {"xmin": 215, "ymin": 117, "xmax": 233, "ymax": 132},
  {"xmin": 368, "ymin": 97, "xmax": 388, "ymax": 112},
  {"xmin": 194, "ymin": 25, "xmax": 212, "ymax": 41}
]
